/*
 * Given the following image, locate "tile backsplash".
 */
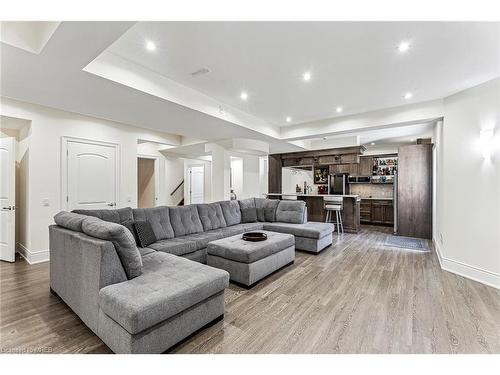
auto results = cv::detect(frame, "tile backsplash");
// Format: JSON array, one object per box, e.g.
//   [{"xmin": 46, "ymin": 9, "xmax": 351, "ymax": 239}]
[{"xmin": 349, "ymin": 183, "xmax": 393, "ymax": 198}]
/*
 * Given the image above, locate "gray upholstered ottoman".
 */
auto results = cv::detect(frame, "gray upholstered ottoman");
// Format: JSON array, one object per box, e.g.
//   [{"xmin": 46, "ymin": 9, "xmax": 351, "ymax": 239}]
[{"xmin": 207, "ymin": 230, "xmax": 295, "ymax": 288}]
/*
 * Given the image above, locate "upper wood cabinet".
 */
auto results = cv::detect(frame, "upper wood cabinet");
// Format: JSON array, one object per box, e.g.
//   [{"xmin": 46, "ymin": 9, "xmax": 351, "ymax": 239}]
[
  {"xmin": 318, "ymin": 155, "xmax": 341, "ymax": 164},
  {"xmin": 359, "ymin": 156, "xmax": 373, "ymax": 176},
  {"xmin": 341, "ymin": 154, "xmax": 360, "ymax": 164},
  {"xmin": 282, "ymin": 156, "xmax": 316, "ymax": 167}
]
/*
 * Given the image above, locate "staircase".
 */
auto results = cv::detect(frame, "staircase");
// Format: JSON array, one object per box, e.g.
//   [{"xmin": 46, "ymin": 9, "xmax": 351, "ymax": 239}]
[{"xmin": 171, "ymin": 179, "xmax": 184, "ymax": 206}]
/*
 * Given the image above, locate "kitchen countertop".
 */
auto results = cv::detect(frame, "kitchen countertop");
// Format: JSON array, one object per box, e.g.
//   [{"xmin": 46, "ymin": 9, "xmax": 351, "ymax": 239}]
[{"xmin": 265, "ymin": 193, "xmax": 360, "ymax": 198}]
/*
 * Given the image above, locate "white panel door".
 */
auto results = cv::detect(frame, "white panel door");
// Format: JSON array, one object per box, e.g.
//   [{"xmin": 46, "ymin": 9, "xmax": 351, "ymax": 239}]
[
  {"xmin": 66, "ymin": 140, "xmax": 117, "ymax": 210},
  {"xmin": 189, "ymin": 166, "xmax": 204, "ymax": 204},
  {"xmin": 0, "ymin": 137, "xmax": 16, "ymax": 262}
]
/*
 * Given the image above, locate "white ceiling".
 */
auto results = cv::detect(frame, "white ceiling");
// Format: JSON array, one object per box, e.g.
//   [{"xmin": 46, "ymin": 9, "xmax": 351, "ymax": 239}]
[
  {"xmin": 107, "ymin": 22, "xmax": 500, "ymax": 126},
  {"xmin": 0, "ymin": 21, "xmax": 498, "ymax": 156}
]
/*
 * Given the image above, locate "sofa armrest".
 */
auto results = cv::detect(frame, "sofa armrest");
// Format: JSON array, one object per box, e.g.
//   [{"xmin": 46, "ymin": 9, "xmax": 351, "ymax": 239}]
[{"xmin": 49, "ymin": 225, "xmax": 127, "ymax": 333}]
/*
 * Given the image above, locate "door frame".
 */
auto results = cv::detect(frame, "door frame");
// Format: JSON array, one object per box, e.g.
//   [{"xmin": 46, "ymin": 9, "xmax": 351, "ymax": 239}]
[
  {"xmin": 187, "ymin": 164, "xmax": 205, "ymax": 204},
  {"xmin": 137, "ymin": 154, "xmax": 160, "ymax": 207},
  {"xmin": 0, "ymin": 137, "xmax": 16, "ymax": 262},
  {"xmin": 61, "ymin": 136, "xmax": 120, "ymax": 211}
]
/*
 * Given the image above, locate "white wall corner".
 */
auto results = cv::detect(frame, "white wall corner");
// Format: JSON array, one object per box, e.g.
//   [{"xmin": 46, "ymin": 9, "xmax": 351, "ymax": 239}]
[
  {"xmin": 433, "ymin": 240, "xmax": 500, "ymax": 290},
  {"xmin": 16, "ymin": 243, "xmax": 49, "ymax": 264}
]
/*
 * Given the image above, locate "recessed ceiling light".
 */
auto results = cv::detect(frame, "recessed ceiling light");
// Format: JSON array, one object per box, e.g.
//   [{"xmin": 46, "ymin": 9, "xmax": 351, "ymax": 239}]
[
  {"xmin": 240, "ymin": 91, "xmax": 248, "ymax": 100},
  {"xmin": 303, "ymin": 72, "xmax": 311, "ymax": 81},
  {"xmin": 371, "ymin": 142, "xmax": 376, "ymax": 146},
  {"xmin": 286, "ymin": 116, "xmax": 292, "ymax": 123},
  {"xmin": 336, "ymin": 107, "xmax": 343, "ymax": 113},
  {"xmin": 145, "ymin": 40, "xmax": 156, "ymax": 52},
  {"xmin": 398, "ymin": 42, "xmax": 410, "ymax": 53},
  {"xmin": 404, "ymin": 92, "xmax": 413, "ymax": 99}
]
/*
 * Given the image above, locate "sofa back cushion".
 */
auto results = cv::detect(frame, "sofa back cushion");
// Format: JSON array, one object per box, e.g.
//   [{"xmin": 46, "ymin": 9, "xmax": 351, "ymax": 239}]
[
  {"xmin": 82, "ymin": 216, "xmax": 142, "ymax": 279},
  {"xmin": 197, "ymin": 203, "xmax": 227, "ymax": 231},
  {"xmin": 238, "ymin": 198, "xmax": 258, "ymax": 223},
  {"xmin": 276, "ymin": 200, "xmax": 307, "ymax": 224},
  {"xmin": 54, "ymin": 211, "xmax": 87, "ymax": 232},
  {"xmin": 72, "ymin": 207, "xmax": 133, "ymax": 224},
  {"xmin": 169, "ymin": 205, "xmax": 204, "ymax": 237},
  {"xmin": 254, "ymin": 198, "xmax": 280, "ymax": 222},
  {"xmin": 219, "ymin": 200, "xmax": 242, "ymax": 226},
  {"xmin": 132, "ymin": 206, "xmax": 174, "ymax": 240}
]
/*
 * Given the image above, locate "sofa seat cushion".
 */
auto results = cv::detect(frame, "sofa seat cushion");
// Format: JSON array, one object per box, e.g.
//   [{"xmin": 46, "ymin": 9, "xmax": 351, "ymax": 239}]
[
  {"xmin": 148, "ymin": 238, "xmax": 198, "ymax": 256},
  {"xmin": 263, "ymin": 222, "xmax": 334, "ymax": 239},
  {"xmin": 218, "ymin": 224, "xmax": 247, "ymax": 237},
  {"xmin": 241, "ymin": 222, "xmax": 265, "ymax": 232},
  {"xmin": 72, "ymin": 207, "xmax": 133, "ymax": 224},
  {"xmin": 132, "ymin": 207, "xmax": 174, "ymax": 240},
  {"xmin": 207, "ymin": 230, "xmax": 294, "ymax": 264},
  {"xmin": 181, "ymin": 231, "xmax": 225, "ymax": 249},
  {"xmin": 138, "ymin": 247, "xmax": 156, "ymax": 257},
  {"xmin": 169, "ymin": 205, "xmax": 204, "ymax": 237},
  {"xmin": 98, "ymin": 252, "xmax": 229, "ymax": 334},
  {"xmin": 196, "ymin": 203, "xmax": 227, "ymax": 231}
]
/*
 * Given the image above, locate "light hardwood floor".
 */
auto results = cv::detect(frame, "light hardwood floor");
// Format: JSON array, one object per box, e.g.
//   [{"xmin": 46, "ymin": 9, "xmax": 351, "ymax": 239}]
[{"xmin": 1, "ymin": 226, "xmax": 499, "ymax": 354}]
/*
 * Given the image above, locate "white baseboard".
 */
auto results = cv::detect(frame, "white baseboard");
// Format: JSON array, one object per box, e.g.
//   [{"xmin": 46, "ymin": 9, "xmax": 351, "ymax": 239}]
[
  {"xmin": 16, "ymin": 243, "xmax": 49, "ymax": 264},
  {"xmin": 433, "ymin": 240, "xmax": 500, "ymax": 290}
]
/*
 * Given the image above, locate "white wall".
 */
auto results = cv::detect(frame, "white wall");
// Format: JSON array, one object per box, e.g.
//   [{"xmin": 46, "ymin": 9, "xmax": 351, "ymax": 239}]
[
  {"xmin": 229, "ymin": 155, "xmax": 261, "ymax": 200},
  {"xmin": 230, "ymin": 157, "xmax": 243, "ymax": 199},
  {"xmin": 1, "ymin": 97, "xmax": 181, "ymax": 262},
  {"xmin": 282, "ymin": 167, "xmax": 314, "ymax": 194},
  {"xmin": 259, "ymin": 156, "xmax": 268, "ymax": 197},
  {"xmin": 435, "ymin": 78, "xmax": 500, "ymax": 288}
]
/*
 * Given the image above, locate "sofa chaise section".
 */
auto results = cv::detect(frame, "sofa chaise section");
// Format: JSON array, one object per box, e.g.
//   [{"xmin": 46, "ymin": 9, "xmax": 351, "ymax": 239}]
[
  {"xmin": 262, "ymin": 221, "xmax": 333, "ymax": 253},
  {"xmin": 98, "ymin": 251, "xmax": 229, "ymax": 353}
]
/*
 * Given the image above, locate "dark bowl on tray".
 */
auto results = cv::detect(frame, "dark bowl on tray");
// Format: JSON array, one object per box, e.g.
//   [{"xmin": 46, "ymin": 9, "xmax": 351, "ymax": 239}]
[{"xmin": 242, "ymin": 232, "xmax": 267, "ymax": 242}]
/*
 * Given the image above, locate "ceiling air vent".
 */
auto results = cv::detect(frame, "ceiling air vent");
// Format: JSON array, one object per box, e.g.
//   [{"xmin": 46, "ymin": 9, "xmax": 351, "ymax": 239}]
[{"xmin": 191, "ymin": 67, "xmax": 210, "ymax": 77}]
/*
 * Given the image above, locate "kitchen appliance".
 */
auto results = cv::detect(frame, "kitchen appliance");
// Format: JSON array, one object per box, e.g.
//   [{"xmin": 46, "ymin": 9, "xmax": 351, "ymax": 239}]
[
  {"xmin": 348, "ymin": 176, "xmax": 371, "ymax": 184},
  {"xmin": 329, "ymin": 173, "xmax": 348, "ymax": 195}
]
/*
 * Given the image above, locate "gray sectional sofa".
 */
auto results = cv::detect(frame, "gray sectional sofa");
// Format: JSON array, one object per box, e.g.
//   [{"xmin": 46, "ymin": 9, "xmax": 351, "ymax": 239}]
[{"xmin": 49, "ymin": 198, "xmax": 333, "ymax": 353}]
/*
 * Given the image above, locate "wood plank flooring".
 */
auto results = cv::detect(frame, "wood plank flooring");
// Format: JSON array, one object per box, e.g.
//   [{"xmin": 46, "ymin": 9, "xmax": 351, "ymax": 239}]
[{"xmin": 1, "ymin": 226, "xmax": 499, "ymax": 354}]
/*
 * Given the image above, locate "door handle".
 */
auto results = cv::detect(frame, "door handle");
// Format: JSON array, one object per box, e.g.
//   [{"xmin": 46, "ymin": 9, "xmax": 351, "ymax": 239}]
[
  {"xmin": 1, "ymin": 206, "xmax": 14, "ymax": 211},
  {"xmin": 107, "ymin": 203, "xmax": 116, "ymax": 207}
]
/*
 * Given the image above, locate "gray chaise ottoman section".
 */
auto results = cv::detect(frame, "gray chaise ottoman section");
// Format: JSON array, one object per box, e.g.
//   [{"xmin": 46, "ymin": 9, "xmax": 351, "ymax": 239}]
[
  {"xmin": 97, "ymin": 251, "xmax": 228, "ymax": 353},
  {"xmin": 263, "ymin": 222, "xmax": 334, "ymax": 253},
  {"xmin": 207, "ymin": 230, "xmax": 295, "ymax": 287}
]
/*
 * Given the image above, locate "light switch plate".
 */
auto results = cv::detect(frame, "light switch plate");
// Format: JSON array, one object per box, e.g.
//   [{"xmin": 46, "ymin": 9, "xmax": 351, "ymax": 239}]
[{"xmin": 42, "ymin": 198, "xmax": 50, "ymax": 207}]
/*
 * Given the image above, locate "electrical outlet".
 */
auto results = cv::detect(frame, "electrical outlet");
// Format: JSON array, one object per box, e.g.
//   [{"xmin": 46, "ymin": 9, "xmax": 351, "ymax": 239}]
[
  {"xmin": 42, "ymin": 198, "xmax": 50, "ymax": 207},
  {"xmin": 439, "ymin": 232, "xmax": 444, "ymax": 245}
]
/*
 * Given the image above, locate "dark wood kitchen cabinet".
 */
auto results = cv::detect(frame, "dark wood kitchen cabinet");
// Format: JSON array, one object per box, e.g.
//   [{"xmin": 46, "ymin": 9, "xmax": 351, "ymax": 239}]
[
  {"xmin": 359, "ymin": 156, "xmax": 373, "ymax": 176},
  {"xmin": 360, "ymin": 199, "xmax": 394, "ymax": 226},
  {"xmin": 330, "ymin": 163, "xmax": 358, "ymax": 175}
]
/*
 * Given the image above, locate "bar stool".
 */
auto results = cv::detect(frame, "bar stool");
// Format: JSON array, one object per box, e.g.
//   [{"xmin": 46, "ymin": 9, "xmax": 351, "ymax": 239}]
[{"xmin": 324, "ymin": 196, "xmax": 344, "ymax": 234}]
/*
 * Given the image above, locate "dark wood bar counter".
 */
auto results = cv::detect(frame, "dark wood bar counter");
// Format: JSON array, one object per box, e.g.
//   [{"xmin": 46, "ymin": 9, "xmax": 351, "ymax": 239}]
[{"xmin": 265, "ymin": 193, "xmax": 361, "ymax": 233}]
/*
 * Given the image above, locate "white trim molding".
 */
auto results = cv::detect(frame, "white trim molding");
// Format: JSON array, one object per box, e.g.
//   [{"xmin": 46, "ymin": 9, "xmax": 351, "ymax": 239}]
[
  {"xmin": 16, "ymin": 243, "xmax": 49, "ymax": 264},
  {"xmin": 434, "ymin": 240, "xmax": 500, "ymax": 290}
]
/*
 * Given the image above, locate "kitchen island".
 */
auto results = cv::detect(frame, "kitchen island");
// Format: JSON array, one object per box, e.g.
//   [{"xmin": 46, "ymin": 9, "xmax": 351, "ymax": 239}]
[{"xmin": 265, "ymin": 193, "xmax": 361, "ymax": 233}]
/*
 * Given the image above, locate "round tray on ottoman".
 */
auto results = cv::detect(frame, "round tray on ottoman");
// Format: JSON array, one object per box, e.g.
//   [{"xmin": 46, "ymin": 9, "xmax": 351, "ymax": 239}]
[{"xmin": 242, "ymin": 232, "xmax": 267, "ymax": 242}]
